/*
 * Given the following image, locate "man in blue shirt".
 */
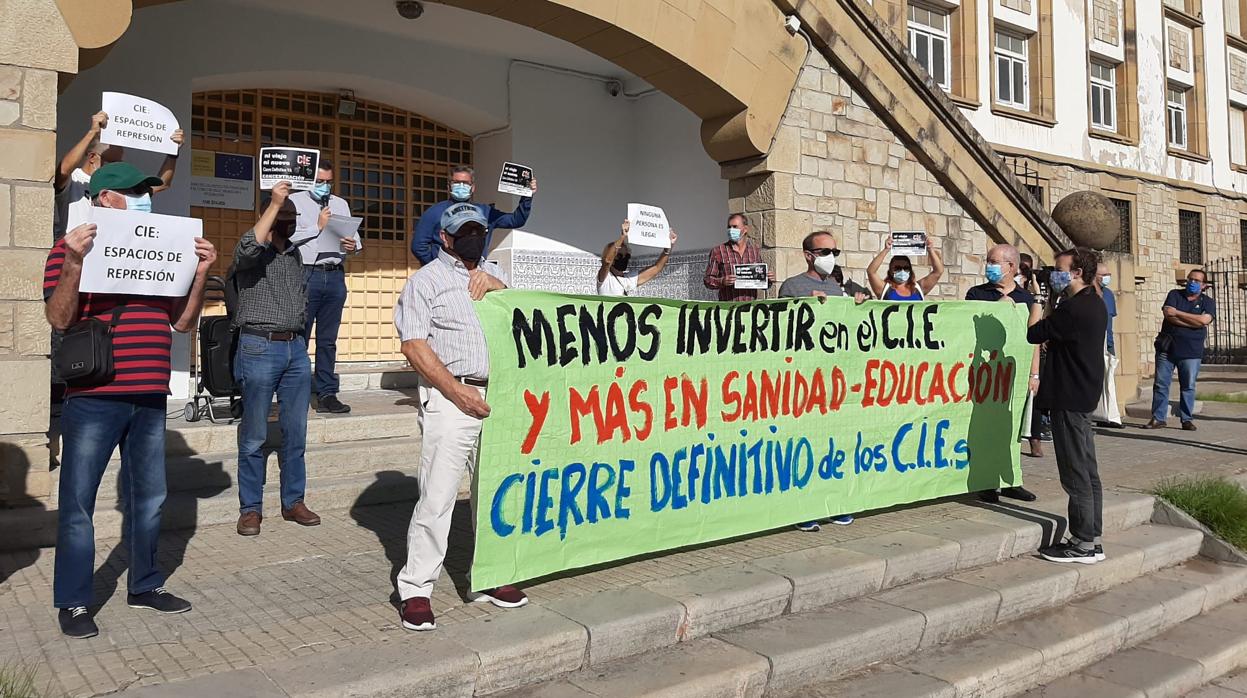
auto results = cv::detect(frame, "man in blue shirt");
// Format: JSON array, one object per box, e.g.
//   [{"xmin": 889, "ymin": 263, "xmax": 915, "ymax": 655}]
[
  {"xmin": 1146, "ymin": 270, "xmax": 1216, "ymax": 431},
  {"xmin": 1097, "ymin": 263, "xmax": 1117, "ymax": 356},
  {"xmin": 410, "ymin": 165, "xmax": 536, "ymax": 264}
]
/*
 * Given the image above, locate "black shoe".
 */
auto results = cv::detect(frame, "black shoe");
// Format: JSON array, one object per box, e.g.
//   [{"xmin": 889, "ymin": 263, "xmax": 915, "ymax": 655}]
[
  {"xmin": 1039, "ymin": 542, "xmax": 1099, "ymax": 564},
  {"xmin": 315, "ymin": 395, "xmax": 351, "ymax": 414},
  {"xmin": 1038, "ymin": 431, "xmax": 1054, "ymax": 443},
  {"xmin": 978, "ymin": 490, "xmax": 1000, "ymax": 503},
  {"xmin": 59, "ymin": 606, "xmax": 98, "ymax": 639},
  {"xmin": 1094, "ymin": 545, "xmax": 1106, "ymax": 561},
  {"xmin": 1000, "ymin": 486, "xmax": 1037, "ymax": 502},
  {"xmin": 128, "ymin": 587, "xmax": 192, "ymax": 614}
]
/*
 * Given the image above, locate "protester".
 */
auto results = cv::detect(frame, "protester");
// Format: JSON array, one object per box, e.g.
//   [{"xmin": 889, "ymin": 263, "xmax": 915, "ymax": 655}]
[
  {"xmin": 44, "ymin": 163, "xmax": 215, "ymax": 638},
  {"xmin": 597, "ymin": 221, "xmax": 677, "ymax": 296},
  {"xmin": 411, "ymin": 166, "xmax": 536, "ymax": 264},
  {"xmin": 1026, "ymin": 248, "xmax": 1108, "ymax": 564},
  {"xmin": 832, "ymin": 266, "xmax": 872, "ymax": 299},
  {"xmin": 54, "ymin": 111, "xmax": 184, "ymax": 239},
  {"xmin": 703, "ymin": 213, "xmax": 774, "ymax": 301},
  {"xmin": 866, "ymin": 239, "xmax": 945, "ymax": 300},
  {"xmin": 1093, "ymin": 263, "xmax": 1124, "ymax": 428},
  {"xmin": 393, "ymin": 203, "xmax": 528, "ymax": 631},
  {"xmin": 1147, "ymin": 269, "xmax": 1216, "ymax": 431},
  {"xmin": 290, "ymin": 161, "xmax": 362, "ymax": 414},
  {"xmin": 231, "ymin": 182, "xmax": 320, "ymax": 537},
  {"xmin": 780, "ymin": 231, "xmax": 862, "ymax": 531},
  {"xmin": 965, "ymin": 243, "xmax": 1040, "ymax": 503}
]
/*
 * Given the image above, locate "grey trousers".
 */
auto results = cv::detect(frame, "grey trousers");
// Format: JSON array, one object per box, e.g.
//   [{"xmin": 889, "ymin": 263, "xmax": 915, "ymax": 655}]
[{"xmin": 1050, "ymin": 410, "xmax": 1103, "ymax": 545}]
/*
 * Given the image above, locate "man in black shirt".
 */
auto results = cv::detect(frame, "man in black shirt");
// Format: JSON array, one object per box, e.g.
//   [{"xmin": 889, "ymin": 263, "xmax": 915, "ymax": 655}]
[{"xmin": 1026, "ymin": 247, "xmax": 1108, "ymax": 564}]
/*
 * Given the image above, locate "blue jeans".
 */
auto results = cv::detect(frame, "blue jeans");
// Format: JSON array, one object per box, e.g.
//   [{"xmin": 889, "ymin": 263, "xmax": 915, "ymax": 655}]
[
  {"xmin": 304, "ymin": 266, "xmax": 347, "ymax": 398},
  {"xmin": 55, "ymin": 395, "xmax": 167, "ymax": 608},
  {"xmin": 1151, "ymin": 352, "xmax": 1201, "ymax": 423},
  {"xmin": 233, "ymin": 334, "xmax": 312, "ymax": 514}
]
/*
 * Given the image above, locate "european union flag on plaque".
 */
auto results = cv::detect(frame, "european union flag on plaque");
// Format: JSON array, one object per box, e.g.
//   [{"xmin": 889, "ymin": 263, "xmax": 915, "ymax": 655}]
[{"xmin": 215, "ymin": 153, "xmax": 253, "ymax": 181}]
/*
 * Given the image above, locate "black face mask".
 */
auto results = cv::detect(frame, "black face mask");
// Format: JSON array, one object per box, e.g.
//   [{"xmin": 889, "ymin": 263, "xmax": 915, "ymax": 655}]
[
  {"xmin": 449, "ymin": 233, "xmax": 488, "ymax": 262},
  {"xmin": 273, "ymin": 220, "xmax": 296, "ymax": 239},
  {"xmin": 612, "ymin": 255, "xmax": 631, "ymax": 273}
]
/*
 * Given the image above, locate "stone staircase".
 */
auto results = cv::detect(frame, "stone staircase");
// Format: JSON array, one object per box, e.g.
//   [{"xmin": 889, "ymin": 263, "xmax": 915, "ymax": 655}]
[
  {"xmin": 117, "ymin": 487, "xmax": 1247, "ymax": 698},
  {"xmin": 0, "ymin": 388, "xmax": 432, "ymax": 551}
]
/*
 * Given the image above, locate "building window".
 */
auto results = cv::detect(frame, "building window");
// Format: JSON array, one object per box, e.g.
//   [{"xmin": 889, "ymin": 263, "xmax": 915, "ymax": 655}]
[
  {"xmin": 1240, "ymin": 219, "xmax": 1247, "ymax": 258},
  {"xmin": 908, "ymin": 4, "xmax": 952, "ymax": 90},
  {"xmin": 1167, "ymin": 86, "xmax": 1189, "ymax": 150},
  {"xmin": 1232, "ymin": 106, "xmax": 1247, "ymax": 168},
  {"xmin": 1108, "ymin": 197, "xmax": 1133, "ymax": 254},
  {"xmin": 1179, "ymin": 209, "xmax": 1203, "ymax": 264},
  {"xmin": 994, "ymin": 30, "xmax": 1030, "ymax": 110},
  {"xmin": 1090, "ymin": 61, "xmax": 1117, "ymax": 131}
]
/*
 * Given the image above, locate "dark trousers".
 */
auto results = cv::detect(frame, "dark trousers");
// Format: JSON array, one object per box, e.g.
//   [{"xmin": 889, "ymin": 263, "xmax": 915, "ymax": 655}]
[
  {"xmin": 304, "ymin": 266, "xmax": 347, "ymax": 398},
  {"xmin": 1050, "ymin": 410, "xmax": 1102, "ymax": 544}
]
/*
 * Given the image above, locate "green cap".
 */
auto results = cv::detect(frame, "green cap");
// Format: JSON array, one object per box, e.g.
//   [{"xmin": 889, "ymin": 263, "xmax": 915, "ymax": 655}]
[{"xmin": 88, "ymin": 162, "xmax": 163, "ymax": 197}]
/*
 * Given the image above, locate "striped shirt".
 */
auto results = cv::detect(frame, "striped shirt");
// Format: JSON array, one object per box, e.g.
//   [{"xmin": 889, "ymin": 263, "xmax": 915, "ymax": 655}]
[
  {"xmin": 703, "ymin": 240, "xmax": 764, "ymax": 301},
  {"xmin": 393, "ymin": 249, "xmax": 508, "ymax": 380},
  {"xmin": 44, "ymin": 240, "xmax": 177, "ymax": 397}
]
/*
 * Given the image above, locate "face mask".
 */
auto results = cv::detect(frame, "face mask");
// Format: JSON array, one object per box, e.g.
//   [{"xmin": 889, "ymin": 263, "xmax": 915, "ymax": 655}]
[
  {"xmin": 985, "ymin": 263, "xmax": 1005, "ymax": 284},
  {"xmin": 892, "ymin": 269, "xmax": 911, "ymax": 284},
  {"xmin": 1100, "ymin": 275, "xmax": 1112, "ymax": 288},
  {"xmin": 612, "ymin": 255, "xmax": 631, "ymax": 273},
  {"xmin": 1186, "ymin": 280, "xmax": 1202, "ymax": 295},
  {"xmin": 273, "ymin": 219, "xmax": 296, "ymax": 239},
  {"xmin": 1014, "ymin": 274, "xmax": 1025, "ymax": 286},
  {"xmin": 727, "ymin": 227, "xmax": 742, "ymax": 242},
  {"xmin": 450, "ymin": 182, "xmax": 472, "ymax": 202},
  {"xmin": 1049, "ymin": 271, "xmax": 1072, "ymax": 292},
  {"xmin": 124, "ymin": 192, "xmax": 152, "ymax": 213},
  {"xmin": 450, "ymin": 233, "xmax": 487, "ymax": 261},
  {"xmin": 312, "ymin": 182, "xmax": 332, "ymax": 200},
  {"xmin": 813, "ymin": 253, "xmax": 837, "ymax": 276}
]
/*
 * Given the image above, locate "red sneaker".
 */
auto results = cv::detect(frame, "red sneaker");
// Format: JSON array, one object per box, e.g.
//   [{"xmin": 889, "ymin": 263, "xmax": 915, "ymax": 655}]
[
  {"xmin": 471, "ymin": 585, "xmax": 529, "ymax": 609},
  {"xmin": 400, "ymin": 597, "xmax": 435, "ymax": 631}
]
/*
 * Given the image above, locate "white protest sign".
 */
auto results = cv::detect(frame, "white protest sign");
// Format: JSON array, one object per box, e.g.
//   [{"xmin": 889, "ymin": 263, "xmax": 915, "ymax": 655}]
[
  {"xmin": 259, "ymin": 147, "xmax": 320, "ymax": 191},
  {"xmin": 626, "ymin": 203, "xmax": 671, "ymax": 249},
  {"xmin": 497, "ymin": 162, "xmax": 535, "ymax": 197},
  {"xmin": 891, "ymin": 231, "xmax": 928, "ymax": 257},
  {"xmin": 733, "ymin": 263, "xmax": 769, "ymax": 290},
  {"xmin": 79, "ymin": 207, "xmax": 201, "ymax": 297},
  {"xmin": 100, "ymin": 92, "xmax": 181, "ymax": 155}
]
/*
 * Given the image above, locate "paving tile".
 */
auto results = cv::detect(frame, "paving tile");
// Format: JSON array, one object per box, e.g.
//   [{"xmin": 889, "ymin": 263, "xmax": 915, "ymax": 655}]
[
  {"xmin": 546, "ymin": 587, "xmax": 683, "ymax": 666},
  {"xmin": 1142, "ymin": 618, "xmax": 1247, "ymax": 682},
  {"xmin": 836, "ymin": 531, "xmax": 960, "ymax": 588},
  {"xmin": 565, "ymin": 638, "xmax": 768, "ymax": 698},
  {"xmin": 984, "ymin": 606, "xmax": 1128, "ymax": 683},
  {"xmin": 643, "ymin": 565, "xmax": 791, "ymax": 640},
  {"xmin": 792, "ymin": 663, "xmax": 956, "ymax": 698},
  {"xmin": 1017, "ymin": 674, "xmax": 1147, "ymax": 698},
  {"xmin": 1081, "ymin": 647, "xmax": 1206, "ymax": 697},
  {"xmin": 440, "ymin": 607, "xmax": 586, "ymax": 695},
  {"xmin": 896, "ymin": 636, "xmax": 1045, "ymax": 698},
  {"xmin": 1072, "ymin": 575, "xmax": 1206, "ymax": 644},
  {"xmin": 871, "ymin": 578, "xmax": 1001, "ymax": 648},
  {"xmin": 951, "ymin": 556, "xmax": 1079, "ymax": 622},
  {"xmin": 748, "ymin": 545, "xmax": 885, "ymax": 613}
]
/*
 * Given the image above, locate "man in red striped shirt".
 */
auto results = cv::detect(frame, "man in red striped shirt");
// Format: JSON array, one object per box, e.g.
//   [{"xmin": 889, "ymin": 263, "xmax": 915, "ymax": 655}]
[
  {"xmin": 44, "ymin": 162, "xmax": 216, "ymax": 639},
  {"xmin": 703, "ymin": 213, "xmax": 775, "ymax": 301}
]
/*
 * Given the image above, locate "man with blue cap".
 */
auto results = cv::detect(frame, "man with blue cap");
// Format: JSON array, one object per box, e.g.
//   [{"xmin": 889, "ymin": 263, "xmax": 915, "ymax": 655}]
[{"xmin": 392, "ymin": 202, "xmax": 527, "ymax": 631}]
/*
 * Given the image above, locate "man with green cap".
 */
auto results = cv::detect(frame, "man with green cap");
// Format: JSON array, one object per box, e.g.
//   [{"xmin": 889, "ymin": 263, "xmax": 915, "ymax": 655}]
[{"xmin": 44, "ymin": 162, "xmax": 217, "ymax": 639}]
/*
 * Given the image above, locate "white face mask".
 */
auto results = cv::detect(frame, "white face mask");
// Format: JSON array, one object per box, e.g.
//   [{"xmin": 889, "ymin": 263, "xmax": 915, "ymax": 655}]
[
  {"xmin": 1100, "ymin": 275, "xmax": 1111, "ymax": 288},
  {"xmin": 813, "ymin": 253, "xmax": 836, "ymax": 276}
]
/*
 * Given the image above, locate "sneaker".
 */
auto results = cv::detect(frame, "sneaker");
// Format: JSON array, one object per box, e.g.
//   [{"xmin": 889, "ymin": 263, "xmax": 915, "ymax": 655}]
[
  {"xmin": 127, "ymin": 587, "xmax": 192, "ymax": 614},
  {"xmin": 58, "ymin": 606, "xmax": 98, "ymax": 639},
  {"xmin": 1094, "ymin": 545, "xmax": 1106, "ymax": 561},
  {"xmin": 400, "ymin": 597, "xmax": 436, "ymax": 631},
  {"xmin": 315, "ymin": 395, "xmax": 351, "ymax": 414},
  {"xmin": 1039, "ymin": 542, "xmax": 1099, "ymax": 565},
  {"xmin": 470, "ymin": 585, "xmax": 529, "ymax": 609},
  {"xmin": 794, "ymin": 521, "xmax": 821, "ymax": 532},
  {"xmin": 830, "ymin": 515, "xmax": 854, "ymax": 525},
  {"xmin": 1038, "ymin": 431, "xmax": 1053, "ymax": 443},
  {"xmin": 1000, "ymin": 486, "xmax": 1038, "ymax": 502}
]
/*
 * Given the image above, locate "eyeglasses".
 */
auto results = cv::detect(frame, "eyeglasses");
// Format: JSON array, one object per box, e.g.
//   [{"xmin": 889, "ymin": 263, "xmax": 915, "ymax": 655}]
[{"xmin": 805, "ymin": 247, "xmax": 841, "ymax": 257}]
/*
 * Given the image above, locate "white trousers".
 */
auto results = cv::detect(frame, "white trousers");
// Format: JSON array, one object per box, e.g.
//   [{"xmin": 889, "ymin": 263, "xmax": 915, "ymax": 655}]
[{"xmin": 396, "ymin": 380, "xmax": 483, "ymax": 601}]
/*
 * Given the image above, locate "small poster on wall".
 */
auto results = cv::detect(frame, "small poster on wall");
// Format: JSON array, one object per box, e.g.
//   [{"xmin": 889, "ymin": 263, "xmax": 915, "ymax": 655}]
[{"xmin": 188, "ymin": 151, "xmax": 255, "ymax": 211}]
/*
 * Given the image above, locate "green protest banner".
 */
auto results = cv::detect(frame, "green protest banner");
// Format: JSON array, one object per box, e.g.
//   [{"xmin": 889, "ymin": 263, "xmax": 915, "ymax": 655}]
[{"xmin": 471, "ymin": 291, "xmax": 1031, "ymax": 590}]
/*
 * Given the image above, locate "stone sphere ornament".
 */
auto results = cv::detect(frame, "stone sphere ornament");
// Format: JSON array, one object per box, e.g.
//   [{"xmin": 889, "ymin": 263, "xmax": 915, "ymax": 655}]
[{"xmin": 1049, "ymin": 191, "xmax": 1119, "ymax": 250}]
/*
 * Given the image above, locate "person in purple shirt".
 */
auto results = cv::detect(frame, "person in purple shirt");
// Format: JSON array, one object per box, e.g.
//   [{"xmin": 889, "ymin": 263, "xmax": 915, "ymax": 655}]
[{"xmin": 411, "ymin": 166, "xmax": 535, "ymax": 264}]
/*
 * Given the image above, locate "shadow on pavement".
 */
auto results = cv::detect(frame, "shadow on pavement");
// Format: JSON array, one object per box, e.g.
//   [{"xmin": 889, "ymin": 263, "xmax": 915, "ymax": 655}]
[{"xmin": 1095, "ymin": 428, "xmax": 1247, "ymax": 456}]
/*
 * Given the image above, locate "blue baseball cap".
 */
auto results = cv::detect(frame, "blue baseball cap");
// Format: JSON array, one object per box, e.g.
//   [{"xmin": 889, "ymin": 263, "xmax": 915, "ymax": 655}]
[{"xmin": 440, "ymin": 203, "xmax": 488, "ymax": 236}]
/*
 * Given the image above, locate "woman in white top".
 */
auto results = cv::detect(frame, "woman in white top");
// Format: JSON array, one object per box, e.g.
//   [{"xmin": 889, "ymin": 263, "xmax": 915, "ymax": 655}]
[{"xmin": 597, "ymin": 220, "xmax": 677, "ymax": 296}]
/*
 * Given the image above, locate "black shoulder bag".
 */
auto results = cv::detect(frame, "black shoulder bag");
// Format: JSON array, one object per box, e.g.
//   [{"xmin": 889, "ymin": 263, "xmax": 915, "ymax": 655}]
[{"xmin": 56, "ymin": 304, "xmax": 125, "ymax": 388}]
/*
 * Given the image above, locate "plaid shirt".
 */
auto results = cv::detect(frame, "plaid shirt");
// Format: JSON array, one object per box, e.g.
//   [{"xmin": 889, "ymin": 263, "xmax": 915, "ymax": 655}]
[
  {"xmin": 232, "ymin": 229, "xmax": 307, "ymax": 332},
  {"xmin": 704, "ymin": 240, "xmax": 764, "ymax": 301}
]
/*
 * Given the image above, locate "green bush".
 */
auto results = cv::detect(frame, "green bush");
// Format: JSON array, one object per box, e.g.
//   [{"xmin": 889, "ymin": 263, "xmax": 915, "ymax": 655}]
[
  {"xmin": 1154, "ymin": 477, "xmax": 1247, "ymax": 550},
  {"xmin": 0, "ymin": 663, "xmax": 42, "ymax": 698}
]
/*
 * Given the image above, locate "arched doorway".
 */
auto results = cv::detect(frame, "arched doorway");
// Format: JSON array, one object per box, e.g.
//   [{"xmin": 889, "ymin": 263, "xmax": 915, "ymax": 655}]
[{"xmin": 191, "ymin": 88, "xmax": 473, "ymax": 361}]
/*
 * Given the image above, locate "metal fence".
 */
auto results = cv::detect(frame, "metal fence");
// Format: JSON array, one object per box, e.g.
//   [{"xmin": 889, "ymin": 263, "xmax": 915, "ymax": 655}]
[{"xmin": 1205, "ymin": 256, "xmax": 1247, "ymax": 364}]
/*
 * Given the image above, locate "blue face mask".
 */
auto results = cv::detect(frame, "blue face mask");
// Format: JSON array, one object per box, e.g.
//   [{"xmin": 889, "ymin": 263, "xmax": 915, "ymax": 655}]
[
  {"xmin": 1049, "ymin": 271, "xmax": 1072, "ymax": 292},
  {"xmin": 727, "ymin": 227, "xmax": 742, "ymax": 242},
  {"xmin": 893, "ymin": 269, "xmax": 911, "ymax": 284},
  {"xmin": 312, "ymin": 182, "xmax": 332, "ymax": 200},
  {"xmin": 450, "ymin": 182, "xmax": 472, "ymax": 202},
  {"xmin": 1186, "ymin": 280, "xmax": 1203, "ymax": 295},
  {"xmin": 985, "ymin": 263, "xmax": 1005, "ymax": 284},
  {"xmin": 124, "ymin": 192, "xmax": 152, "ymax": 213}
]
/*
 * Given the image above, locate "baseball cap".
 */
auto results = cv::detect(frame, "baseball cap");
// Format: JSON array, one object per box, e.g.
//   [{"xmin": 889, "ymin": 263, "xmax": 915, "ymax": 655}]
[
  {"xmin": 88, "ymin": 162, "xmax": 164, "ymax": 197},
  {"xmin": 440, "ymin": 203, "xmax": 489, "ymax": 236}
]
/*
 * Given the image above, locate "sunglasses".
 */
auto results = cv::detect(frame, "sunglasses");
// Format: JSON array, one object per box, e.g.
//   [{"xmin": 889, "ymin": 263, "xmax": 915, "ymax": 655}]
[
  {"xmin": 805, "ymin": 247, "xmax": 841, "ymax": 257},
  {"xmin": 891, "ymin": 266, "xmax": 913, "ymax": 273}
]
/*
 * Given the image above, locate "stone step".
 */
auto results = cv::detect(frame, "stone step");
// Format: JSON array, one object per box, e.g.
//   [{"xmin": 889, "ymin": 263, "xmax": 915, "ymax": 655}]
[
  {"xmin": 1021, "ymin": 598, "xmax": 1247, "ymax": 698},
  {"xmin": 334, "ymin": 364, "xmax": 421, "ymax": 392},
  {"xmin": 115, "ymin": 492, "xmax": 1163, "ymax": 697},
  {"xmin": 793, "ymin": 558, "xmax": 1247, "ymax": 698}
]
